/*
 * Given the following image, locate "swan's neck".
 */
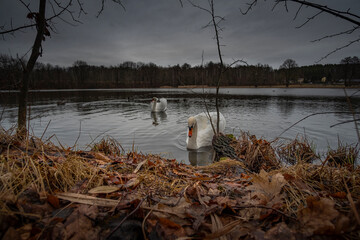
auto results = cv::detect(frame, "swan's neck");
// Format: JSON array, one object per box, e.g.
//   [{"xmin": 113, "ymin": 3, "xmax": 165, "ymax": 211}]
[
  {"xmin": 151, "ymin": 101, "xmax": 157, "ymax": 111},
  {"xmin": 187, "ymin": 124, "xmax": 198, "ymax": 149}
]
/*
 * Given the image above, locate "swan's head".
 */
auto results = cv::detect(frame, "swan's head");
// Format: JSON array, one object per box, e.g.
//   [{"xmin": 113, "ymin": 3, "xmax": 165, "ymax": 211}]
[
  {"xmin": 188, "ymin": 117, "xmax": 196, "ymax": 138},
  {"xmin": 151, "ymin": 97, "xmax": 158, "ymax": 102}
]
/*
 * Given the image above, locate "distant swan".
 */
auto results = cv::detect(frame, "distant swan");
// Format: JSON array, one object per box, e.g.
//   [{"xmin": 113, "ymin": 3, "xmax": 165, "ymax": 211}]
[
  {"xmin": 150, "ymin": 97, "xmax": 167, "ymax": 112},
  {"xmin": 186, "ymin": 112, "xmax": 226, "ymax": 150}
]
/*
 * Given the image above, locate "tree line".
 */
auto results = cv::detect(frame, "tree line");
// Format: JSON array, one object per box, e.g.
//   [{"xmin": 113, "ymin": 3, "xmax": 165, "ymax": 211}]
[{"xmin": 1, "ymin": 54, "xmax": 359, "ymax": 90}]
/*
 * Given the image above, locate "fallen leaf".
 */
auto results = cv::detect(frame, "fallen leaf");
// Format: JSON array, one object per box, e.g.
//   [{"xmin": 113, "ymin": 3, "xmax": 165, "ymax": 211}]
[
  {"xmin": 78, "ymin": 205, "xmax": 99, "ymax": 220},
  {"xmin": 47, "ymin": 194, "xmax": 60, "ymax": 208},
  {"xmin": 94, "ymin": 152, "xmax": 112, "ymax": 162},
  {"xmin": 124, "ymin": 177, "xmax": 141, "ymax": 189},
  {"xmin": 297, "ymin": 196, "xmax": 339, "ymax": 236},
  {"xmin": 88, "ymin": 185, "xmax": 120, "ymax": 194},
  {"xmin": 151, "ymin": 217, "xmax": 187, "ymax": 239},
  {"xmin": 133, "ymin": 159, "xmax": 147, "ymax": 173},
  {"xmin": 249, "ymin": 170, "xmax": 286, "ymax": 202},
  {"xmin": 212, "ymin": 196, "xmax": 237, "ymax": 213},
  {"xmin": 185, "ymin": 203, "xmax": 207, "ymax": 231},
  {"xmin": 63, "ymin": 209, "xmax": 100, "ymax": 240},
  {"xmin": 57, "ymin": 192, "xmax": 119, "ymax": 207},
  {"xmin": 264, "ymin": 222, "xmax": 295, "ymax": 240},
  {"xmin": 330, "ymin": 191, "xmax": 347, "ymax": 199}
]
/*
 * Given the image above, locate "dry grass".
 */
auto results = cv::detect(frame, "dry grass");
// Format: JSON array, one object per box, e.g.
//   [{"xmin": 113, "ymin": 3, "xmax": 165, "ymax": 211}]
[
  {"xmin": 276, "ymin": 136, "xmax": 320, "ymax": 165},
  {"xmin": 1, "ymin": 128, "xmax": 360, "ymax": 239},
  {"xmin": 231, "ymin": 132, "xmax": 281, "ymax": 173},
  {"xmin": 326, "ymin": 142, "xmax": 359, "ymax": 168},
  {"xmin": 0, "ymin": 129, "xmax": 104, "ymax": 199},
  {"xmin": 274, "ymin": 162, "xmax": 360, "ymax": 215}
]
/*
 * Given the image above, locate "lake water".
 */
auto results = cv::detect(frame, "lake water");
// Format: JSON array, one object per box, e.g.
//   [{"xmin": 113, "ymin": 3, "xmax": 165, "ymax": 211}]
[{"xmin": 1, "ymin": 88, "xmax": 359, "ymax": 165}]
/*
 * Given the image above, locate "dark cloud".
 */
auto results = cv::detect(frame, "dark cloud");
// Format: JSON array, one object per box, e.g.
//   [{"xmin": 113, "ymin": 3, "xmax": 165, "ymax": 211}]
[{"xmin": 1, "ymin": 0, "xmax": 359, "ymax": 68}]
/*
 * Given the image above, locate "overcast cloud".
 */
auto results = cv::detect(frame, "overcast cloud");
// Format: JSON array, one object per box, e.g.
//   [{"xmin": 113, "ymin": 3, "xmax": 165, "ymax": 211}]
[{"xmin": 1, "ymin": 0, "xmax": 359, "ymax": 69}]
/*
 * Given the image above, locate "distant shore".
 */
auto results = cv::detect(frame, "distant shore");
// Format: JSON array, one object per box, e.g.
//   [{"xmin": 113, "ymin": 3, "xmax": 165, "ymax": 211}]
[{"xmin": 164, "ymin": 84, "xmax": 360, "ymax": 89}]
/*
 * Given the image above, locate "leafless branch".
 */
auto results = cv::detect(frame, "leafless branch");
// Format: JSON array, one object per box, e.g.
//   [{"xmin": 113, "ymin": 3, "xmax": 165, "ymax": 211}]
[
  {"xmin": 278, "ymin": 111, "xmax": 355, "ymax": 137},
  {"xmin": 277, "ymin": 0, "xmax": 360, "ymax": 26},
  {"xmin": 112, "ymin": 0, "xmax": 126, "ymax": 11},
  {"xmin": 76, "ymin": 0, "xmax": 87, "ymax": 18},
  {"xmin": 315, "ymin": 37, "xmax": 360, "ymax": 63},
  {"xmin": 19, "ymin": 0, "xmax": 32, "ymax": 14},
  {"xmin": 53, "ymin": 0, "xmax": 82, "ymax": 24},
  {"xmin": 330, "ymin": 119, "xmax": 360, "ymax": 128},
  {"xmin": 241, "ymin": 0, "xmax": 360, "ymax": 63},
  {"xmin": 240, "ymin": 0, "xmax": 257, "ymax": 15},
  {"xmin": 97, "ymin": 0, "xmax": 125, "ymax": 18},
  {"xmin": 187, "ymin": 0, "xmax": 212, "ymax": 15},
  {"xmin": 97, "ymin": 0, "xmax": 106, "ymax": 17},
  {"xmin": 293, "ymin": 3, "xmax": 303, "ymax": 20},
  {"xmin": 296, "ymin": 10, "xmax": 322, "ymax": 28},
  {"xmin": 0, "ymin": 0, "xmax": 80, "ymax": 36},
  {"xmin": 311, "ymin": 26, "xmax": 360, "ymax": 43}
]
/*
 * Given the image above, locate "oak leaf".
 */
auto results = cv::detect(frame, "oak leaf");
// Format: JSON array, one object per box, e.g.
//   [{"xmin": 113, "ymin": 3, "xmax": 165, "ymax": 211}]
[{"xmin": 297, "ymin": 197, "xmax": 339, "ymax": 236}]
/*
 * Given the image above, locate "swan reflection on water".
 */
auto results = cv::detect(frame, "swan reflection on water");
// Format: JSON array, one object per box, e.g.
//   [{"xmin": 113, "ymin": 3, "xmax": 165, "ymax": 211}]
[
  {"xmin": 188, "ymin": 146, "xmax": 214, "ymax": 166},
  {"xmin": 151, "ymin": 111, "xmax": 167, "ymax": 126}
]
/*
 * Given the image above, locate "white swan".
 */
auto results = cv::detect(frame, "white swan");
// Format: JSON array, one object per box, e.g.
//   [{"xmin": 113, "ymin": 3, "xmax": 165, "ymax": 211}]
[
  {"xmin": 186, "ymin": 112, "xmax": 226, "ymax": 150},
  {"xmin": 150, "ymin": 97, "xmax": 167, "ymax": 112}
]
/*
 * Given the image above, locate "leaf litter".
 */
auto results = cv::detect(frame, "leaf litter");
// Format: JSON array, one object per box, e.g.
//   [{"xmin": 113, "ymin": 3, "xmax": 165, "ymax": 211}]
[{"xmin": 0, "ymin": 129, "xmax": 359, "ymax": 239}]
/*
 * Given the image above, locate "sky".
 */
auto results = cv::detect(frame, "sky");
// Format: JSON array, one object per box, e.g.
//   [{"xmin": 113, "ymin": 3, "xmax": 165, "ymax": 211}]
[{"xmin": 0, "ymin": 0, "xmax": 359, "ymax": 69}]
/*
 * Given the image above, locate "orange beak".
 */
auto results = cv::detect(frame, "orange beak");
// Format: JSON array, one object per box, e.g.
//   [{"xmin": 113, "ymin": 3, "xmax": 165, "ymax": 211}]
[{"xmin": 188, "ymin": 127, "xmax": 193, "ymax": 137}]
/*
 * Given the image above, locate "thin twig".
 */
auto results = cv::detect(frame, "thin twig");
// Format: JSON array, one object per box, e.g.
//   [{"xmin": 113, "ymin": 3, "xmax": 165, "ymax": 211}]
[
  {"xmin": 344, "ymin": 89, "xmax": 360, "ymax": 143},
  {"xmin": 234, "ymin": 204, "xmax": 297, "ymax": 220},
  {"xmin": 343, "ymin": 176, "xmax": 360, "ymax": 225},
  {"xmin": 106, "ymin": 196, "xmax": 147, "ymax": 239},
  {"xmin": 40, "ymin": 120, "xmax": 51, "ymax": 141},
  {"xmin": 278, "ymin": 111, "xmax": 354, "ymax": 137}
]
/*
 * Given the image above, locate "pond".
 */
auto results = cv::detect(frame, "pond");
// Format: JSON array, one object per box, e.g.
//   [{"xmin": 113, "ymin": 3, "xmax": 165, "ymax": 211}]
[{"xmin": 1, "ymin": 87, "xmax": 359, "ymax": 165}]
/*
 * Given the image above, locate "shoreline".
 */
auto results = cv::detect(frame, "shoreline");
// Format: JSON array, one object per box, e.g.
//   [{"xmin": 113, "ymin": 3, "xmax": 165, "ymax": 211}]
[
  {"xmin": 174, "ymin": 84, "xmax": 360, "ymax": 89},
  {"xmin": 1, "ymin": 84, "xmax": 360, "ymax": 92}
]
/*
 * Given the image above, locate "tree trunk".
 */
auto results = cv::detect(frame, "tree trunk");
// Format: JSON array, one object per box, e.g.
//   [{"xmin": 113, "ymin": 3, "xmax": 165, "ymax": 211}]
[{"xmin": 17, "ymin": 0, "xmax": 46, "ymax": 136}]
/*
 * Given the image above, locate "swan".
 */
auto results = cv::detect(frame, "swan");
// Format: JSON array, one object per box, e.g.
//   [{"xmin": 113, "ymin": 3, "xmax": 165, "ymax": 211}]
[
  {"xmin": 186, "ymin": 112, "xmax": 226, "ymax": 150},
  {"xmin": 150, "ymin": 97, "xmax": 167, "ymax": 112}
]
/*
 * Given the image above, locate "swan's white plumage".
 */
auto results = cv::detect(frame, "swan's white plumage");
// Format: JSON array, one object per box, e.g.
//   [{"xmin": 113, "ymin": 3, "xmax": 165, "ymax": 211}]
[
  {"xmin": 150, "ymin": 97, "xmax": 167, "ymax": 112},
  {"xmin": 186, "ymin": 112, "xmax": 226, "ymax": 149}
]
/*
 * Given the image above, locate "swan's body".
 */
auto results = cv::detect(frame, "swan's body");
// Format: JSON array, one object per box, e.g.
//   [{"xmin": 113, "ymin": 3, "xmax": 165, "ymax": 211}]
[
  {"xmin": 186, "ymin": 112, "xmax": 226, "ymax": 150},
  {"xmin": 150, "ymin": 97, "xmax": 167, "ymax": 112}
]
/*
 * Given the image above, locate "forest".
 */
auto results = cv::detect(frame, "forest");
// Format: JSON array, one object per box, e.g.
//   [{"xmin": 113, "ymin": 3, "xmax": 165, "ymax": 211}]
[{"xmin": 1, "ymin": 54, "xmax": 359, "ymax": 90}]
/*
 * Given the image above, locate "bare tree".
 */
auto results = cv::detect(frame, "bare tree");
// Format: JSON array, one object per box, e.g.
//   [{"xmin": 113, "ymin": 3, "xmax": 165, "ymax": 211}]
[
  {"xmin": 279, "ymin": 58, "xmax": 298, "ymax": 87},
  {"xmin": 340, "ymin": 56, "xmax": 360, "ymax": 87},
  {"xmin": 0, "ymin": 0, "xmax": 124, "ymax": 136},
  {"xmin": 241, "ymin": 0, "xmax": 360, "ymax": 62}
]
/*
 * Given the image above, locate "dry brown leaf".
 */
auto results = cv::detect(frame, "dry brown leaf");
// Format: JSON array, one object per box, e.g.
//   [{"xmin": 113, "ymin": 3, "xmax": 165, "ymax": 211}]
[
  {"xmin": 78, "ymin": 205, "xmax": 99, "ymax": 221},
  {"xmin": 208, "ymin": 187, "xmax": 220, "ymax": 196},
  {"xmin": 330, "ymin": 191, "xmax": 347, "ymax": 199},
  {"xmin": 57, "ymin": 192, "xmax": 119, "ymax": 207},
  {"xmin": 124, "ymin": 177, "xmax": 141, "ymax": 189},
  {"xmin": 47, "ymin": 194, "xmax": 60, "ymax": 208},
  {"xmin": 264, "ymin": 222, "xmax": 295, "ymax": 240},
  {"xmin": 297, "ymin": 197, "xmax": 339, "ymax": 236},
  {"xmin": 63, "ymin": 209, "xmax": 100, "ymax": 240},
  {"xmin": 185, "ymin": 203, "xmax": 207, "ymax": 231},
  {"xmin": 133, "ymin": 159, "xmax": 147, "ymax": 173},
  {"xmin": 94, "ymin": 152, "xmax": 112, "ymax": 162},
  {"xmin": 212, "ymin": 196, "xmax": 237, "ymax": 213},
  {"xmin": 88, "ymin": 185, "xmax": 120, "ymax": 194},
  {"xmin": 153, "ymin": 217, "xmax": 187, "ymax": 239},
  {"xmin": 249, "ymin": 170, "xmax": 286, "ymax": 202}
]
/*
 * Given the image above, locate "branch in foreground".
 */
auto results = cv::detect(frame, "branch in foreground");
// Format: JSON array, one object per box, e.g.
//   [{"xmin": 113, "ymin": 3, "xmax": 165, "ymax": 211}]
[
  {"xmin": 278, "ymin": 111, "xmax": 356, "ymax": 137},
  {"xmin": 315, "ymin": 37, "xmax": 360, "ymax": 63}
]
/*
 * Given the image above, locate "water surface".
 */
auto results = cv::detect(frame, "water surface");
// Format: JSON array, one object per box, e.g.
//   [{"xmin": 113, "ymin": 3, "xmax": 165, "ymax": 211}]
[{"xmin": 1, "ymin": 88, "xmax": 359, "ymax": 165}]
